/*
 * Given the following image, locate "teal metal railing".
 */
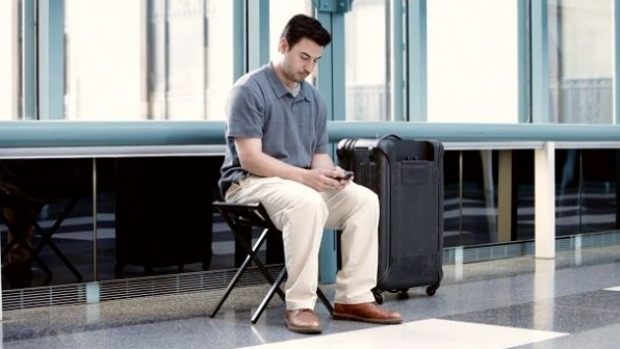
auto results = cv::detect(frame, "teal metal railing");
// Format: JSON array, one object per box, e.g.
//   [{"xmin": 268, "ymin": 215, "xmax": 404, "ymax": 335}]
[{"xmin": 1, "ymin": 121, "xmax": 620, "ymax": 150}]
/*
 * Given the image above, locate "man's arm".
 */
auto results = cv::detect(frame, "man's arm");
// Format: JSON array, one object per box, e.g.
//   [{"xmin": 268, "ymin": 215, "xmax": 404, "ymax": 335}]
[
  {"xmin": 235, "ymin": 138, "xmax": 349, "ymax": 192},
  {"xmin": 310, "ymin": 153, "xmax": 335, "ymax": 170},
  {"xmin": 235, "ymin": 137, "xmax": 307, "ymax": 181}
]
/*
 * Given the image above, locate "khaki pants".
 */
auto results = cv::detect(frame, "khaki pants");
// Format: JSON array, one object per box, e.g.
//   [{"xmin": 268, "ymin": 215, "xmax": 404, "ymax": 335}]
[{"xmin": 225, "ymin": 175, "xmax": 379, "ymax": 310}]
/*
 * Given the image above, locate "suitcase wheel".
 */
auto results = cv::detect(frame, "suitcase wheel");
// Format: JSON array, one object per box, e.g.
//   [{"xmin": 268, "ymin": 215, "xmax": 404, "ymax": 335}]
[
  {"xmin": 397, "ymin": 289, "xmax": 410, "ymax": 300},
  {"xmin": 426, "ymin": 270, "xmax": 443, "ymax": 296},
  {"xmin": 372, "ymin": 288, "xmax": 410, "ymax": 304},
  {"xmin": 426, "ymin": 285, "xmax": 437, "ymax": 296}
]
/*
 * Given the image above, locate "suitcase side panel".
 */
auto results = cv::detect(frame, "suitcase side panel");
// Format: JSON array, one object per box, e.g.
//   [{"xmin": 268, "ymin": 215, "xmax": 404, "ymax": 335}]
[
  {"xmin": 374, "ymin": 140, "xmax": 443, "ymax": 291},
  {"xmin": 337, "ymin": 137, "xmax": 444, "ymax": 292}
]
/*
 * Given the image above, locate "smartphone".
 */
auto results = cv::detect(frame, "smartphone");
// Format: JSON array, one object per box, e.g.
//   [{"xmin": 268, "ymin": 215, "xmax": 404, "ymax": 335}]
[{"xmin": 338, "ymin": 171, "xmax": 354, "ymax": 180}]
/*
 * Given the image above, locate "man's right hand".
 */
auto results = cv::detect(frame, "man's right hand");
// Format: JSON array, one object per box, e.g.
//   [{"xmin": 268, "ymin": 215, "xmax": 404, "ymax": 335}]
[{"xmin": 304, "ymin": 168, "xmax": 350, "ymax": 192}]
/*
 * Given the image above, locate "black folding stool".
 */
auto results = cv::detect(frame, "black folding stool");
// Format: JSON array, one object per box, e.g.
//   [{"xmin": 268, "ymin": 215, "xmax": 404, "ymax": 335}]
[
  {"xmin": 0, "ymin": 194, "xmax": 84, "ymax": 282},
  {"xmin": 32, "ymin": 197, "xmax": 84, "ymax": 281},
  {"xmin": 210, "ymin": 201, "xmax": 334, "ymax": 323}
]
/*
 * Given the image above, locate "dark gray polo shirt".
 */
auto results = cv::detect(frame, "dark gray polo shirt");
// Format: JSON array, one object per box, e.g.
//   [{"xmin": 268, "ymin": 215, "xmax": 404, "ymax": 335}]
[{"xmin": 218, "ymin": 63, "xmax": 330, "ymax": 197}]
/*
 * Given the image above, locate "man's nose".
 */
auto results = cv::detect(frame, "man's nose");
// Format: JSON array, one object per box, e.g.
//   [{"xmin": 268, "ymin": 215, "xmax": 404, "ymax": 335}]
[{"xmin": 304, "ymin": 60, "xmax": 315, "ymax": 73}]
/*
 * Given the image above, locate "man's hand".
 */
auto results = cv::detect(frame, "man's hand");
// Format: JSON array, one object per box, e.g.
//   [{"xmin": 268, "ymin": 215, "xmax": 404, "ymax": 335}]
[{"xmin": 303, "ymin": 167, "xmax": 353, "ymax": 192}]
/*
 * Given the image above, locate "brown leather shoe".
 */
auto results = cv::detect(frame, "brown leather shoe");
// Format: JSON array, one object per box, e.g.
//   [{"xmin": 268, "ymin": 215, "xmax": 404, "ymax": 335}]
[
  {"xmin": 285, "ymin": 309, "xmax": 322, "ymax": 334},
  {"xmin": 333, "ymin": 302, "xmax": 402, "ymax": 324}
]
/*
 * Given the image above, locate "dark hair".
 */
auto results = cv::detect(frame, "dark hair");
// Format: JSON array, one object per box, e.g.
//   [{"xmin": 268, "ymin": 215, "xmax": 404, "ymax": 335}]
[{"xmin": 280, "ymin": 14, "xmax": 332, "ymax": 48}]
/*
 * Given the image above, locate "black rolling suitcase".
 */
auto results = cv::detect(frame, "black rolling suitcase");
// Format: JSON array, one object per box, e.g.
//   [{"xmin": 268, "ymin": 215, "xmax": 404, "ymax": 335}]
[{"xmin": 336, "ymin": 135, "xmax": 444, "ymax": 302}]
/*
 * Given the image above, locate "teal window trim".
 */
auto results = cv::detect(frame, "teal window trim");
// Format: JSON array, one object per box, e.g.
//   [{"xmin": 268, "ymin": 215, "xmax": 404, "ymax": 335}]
[
  {"xmin": 38, "ymin": 0, "xmax": 65, "ymax": 120},
  {"xmin": 517, "ymin": 0, "xmax": 530, "ymax": 123},
  {"xmin": 22, "ymin": 0, "xmax": 37, "ymax": 120},
  {"xmin": 247, "ymin": 0, "xmax": 269, "ymax": 72},
  {"xmin": 531, "ymin": 0, "xmax": 550, "ymax": 124},
  {"xmin": 232, "ymin": 0, "xmax": 245, "ymax": 80},
  {"xmin": 234, "ymin": 0, "xmax": 269, "ymax": 79},
  {"xmin": 315, "ymin": 7, "xmax": 348, "ymax": 285},
  {"xmin": 615, "ymin": 0, "xmax": 620, "ymax": 125},
  {"xmin": 316, "ymin": 12, "xmax": 346, "ymax": 121},
  {"xmin": 407, "ymin": 0, "xmax": 427, "ymax": 122},
  {"xmin": 390, "ymin": 0, "xmax": 405, "ymax": 121}
]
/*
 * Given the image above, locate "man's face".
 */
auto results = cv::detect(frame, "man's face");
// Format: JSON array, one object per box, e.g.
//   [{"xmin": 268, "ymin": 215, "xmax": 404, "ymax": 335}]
[{"xmin": 278, "ymin": 37, "xmax": 324, "ymax": 86}]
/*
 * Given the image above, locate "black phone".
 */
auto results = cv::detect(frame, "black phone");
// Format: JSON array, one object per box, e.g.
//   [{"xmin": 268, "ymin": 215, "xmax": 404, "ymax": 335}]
[{"xmin": 337, "ymin": 171, "xmax": 354, "ymax": 180}]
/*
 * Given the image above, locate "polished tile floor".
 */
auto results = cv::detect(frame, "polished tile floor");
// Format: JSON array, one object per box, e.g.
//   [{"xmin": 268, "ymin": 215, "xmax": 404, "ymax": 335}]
[{"xmin": 2, "ymin": 244, "xmax": 620, "ymax": 349}]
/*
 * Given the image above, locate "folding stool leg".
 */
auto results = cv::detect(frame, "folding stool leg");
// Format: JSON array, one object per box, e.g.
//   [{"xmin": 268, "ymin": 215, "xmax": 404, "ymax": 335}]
[
  {"xmin": 0, "ymin": 213, "xmax": 53, "ymax": 278},
  {"xmin": 218, "ymin": 208, "xmax": 284, "ymax": 290},
  {"xmin": 317, "ymin": 287, "xmax": 334, "ymax": 314},
  {"xmin": 33, "ymin": 224, "xmax": 83, "ymax": 282},
  {"xmin": 234, "ymin": 225, "xmax": 252, "ymax": 267},
  {"xmin": 1, "ymin": 241, "xmax": 53, "ymax": 278},
  {"xmin": 209, "ymin": 240, "xmax": 257, "ymax": 318},
  {"xmin": 214, "ymin": 202, "xmax": 334, "ymax": 323},
  {"xmin": 31, "ymin": 197, "xmax": 83, "ymax": 281},
  {"xmin": 251, "ymin": 267, "xmax": 287, "ymax": 324},
  {"xmin": 210, "ymin": 225, "xmax": 285, "ymax": 318},
  {"xmin": 218, "ymin": 207, "xmax": 286, "ymax": 297},
  {"xmin": 250, "ymin": 269, "xmax": 334, "ymax": 323}
]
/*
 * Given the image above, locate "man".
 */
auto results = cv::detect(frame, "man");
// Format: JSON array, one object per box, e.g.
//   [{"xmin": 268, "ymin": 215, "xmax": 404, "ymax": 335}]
[{"xmin": 218, "ymin": 14, "xmax": 402, "ymax": 334}]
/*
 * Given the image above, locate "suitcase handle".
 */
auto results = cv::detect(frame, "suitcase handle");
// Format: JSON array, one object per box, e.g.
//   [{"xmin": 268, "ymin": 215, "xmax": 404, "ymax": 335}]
[
  {"xmin": 336, "ymin": 134, "xmax": 403, "ymax": 159},
  {"xmin": 380, "ymin": 134, "xmax": 402, "ymax": 141}
]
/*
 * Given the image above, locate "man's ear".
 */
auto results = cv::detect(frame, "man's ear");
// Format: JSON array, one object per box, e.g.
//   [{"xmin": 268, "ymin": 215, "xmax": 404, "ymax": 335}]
[{"xmin": 278, "ymin": 37, "xmax": 289, "ymax": 54}]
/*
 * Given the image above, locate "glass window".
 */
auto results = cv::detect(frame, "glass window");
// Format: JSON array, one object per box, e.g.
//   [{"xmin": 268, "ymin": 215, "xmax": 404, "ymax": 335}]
[
  {"xmin": 204, "ymin": 1, "xmax": 234, "ymax": 121},
  {"xmin": 344, "ymin": 0, "xmax": 388, "ymax": 121},
  {"xmin": 548, "ymin": 0, "xmax": 613, "ymax": 124},
  {"xmin": 269, "ymin": 1, "xmax": 314, "ymax": 76},
  {"xmin": 0, "ymin": 0, "xmax": 19, "ymax": 120},
  {"xmin": 65, "ymin": 1, "xmax": 146, "ymax": 120},
  {"xmin": 64, "ymin": 0, "xmax": 233, "ymax": 121},
  {"xmin": 427, "ymin": 0, "xmax": 519, "ymax": 123}
]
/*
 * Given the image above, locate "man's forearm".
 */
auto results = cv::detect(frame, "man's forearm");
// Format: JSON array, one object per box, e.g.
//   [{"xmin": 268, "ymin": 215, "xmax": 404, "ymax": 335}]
[
  {"xmin": 311, "ymin": 153, "xmax": 335, "ymax": 170},
  {"xmin": 241, "ymin": 152, "xmax": 307, "ymax": 183}
]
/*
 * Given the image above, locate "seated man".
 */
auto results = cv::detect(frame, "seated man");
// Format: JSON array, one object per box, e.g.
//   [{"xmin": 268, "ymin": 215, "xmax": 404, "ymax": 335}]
[{"xmin": 218, "ymin": 14, "xmax": 402, "ymax": 334}]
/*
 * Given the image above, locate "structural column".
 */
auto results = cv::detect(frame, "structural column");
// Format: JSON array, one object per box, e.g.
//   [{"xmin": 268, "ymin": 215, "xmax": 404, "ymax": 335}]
[
  {"xmin": 535, "ymin": 141, "xmax": 556, "ymax": 258},
  {"xmin": 316, "ymin": 1, "xmax": 351, "ymax": 284}
]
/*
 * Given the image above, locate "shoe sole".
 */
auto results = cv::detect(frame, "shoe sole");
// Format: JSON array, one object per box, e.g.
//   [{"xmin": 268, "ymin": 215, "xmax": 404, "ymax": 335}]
[
  {"xmin": 332, "ymin": 313, "xmax": 402, "ymax": 324},
  {"xmin": 285, "ymin": 322, "xmax": 322, "ymax": 334}
]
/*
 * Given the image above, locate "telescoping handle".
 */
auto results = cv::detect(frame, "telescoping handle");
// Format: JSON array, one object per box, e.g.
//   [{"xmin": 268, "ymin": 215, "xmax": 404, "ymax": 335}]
[{"xmin": 380, "ymin": 134, "xmax": 402, "ymax": 141}]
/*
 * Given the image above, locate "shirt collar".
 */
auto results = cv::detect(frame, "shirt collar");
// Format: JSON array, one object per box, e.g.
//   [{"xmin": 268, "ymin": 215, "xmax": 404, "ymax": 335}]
[{"xmin": 265, "ymin": 63, "xmax": 310, "ymax": 102}]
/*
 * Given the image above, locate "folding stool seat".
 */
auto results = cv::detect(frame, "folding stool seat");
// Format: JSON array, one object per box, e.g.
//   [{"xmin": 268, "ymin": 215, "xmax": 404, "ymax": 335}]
[{"xmin": 210, "ymin": 201, "xmax": 334, "ymax": 323}]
